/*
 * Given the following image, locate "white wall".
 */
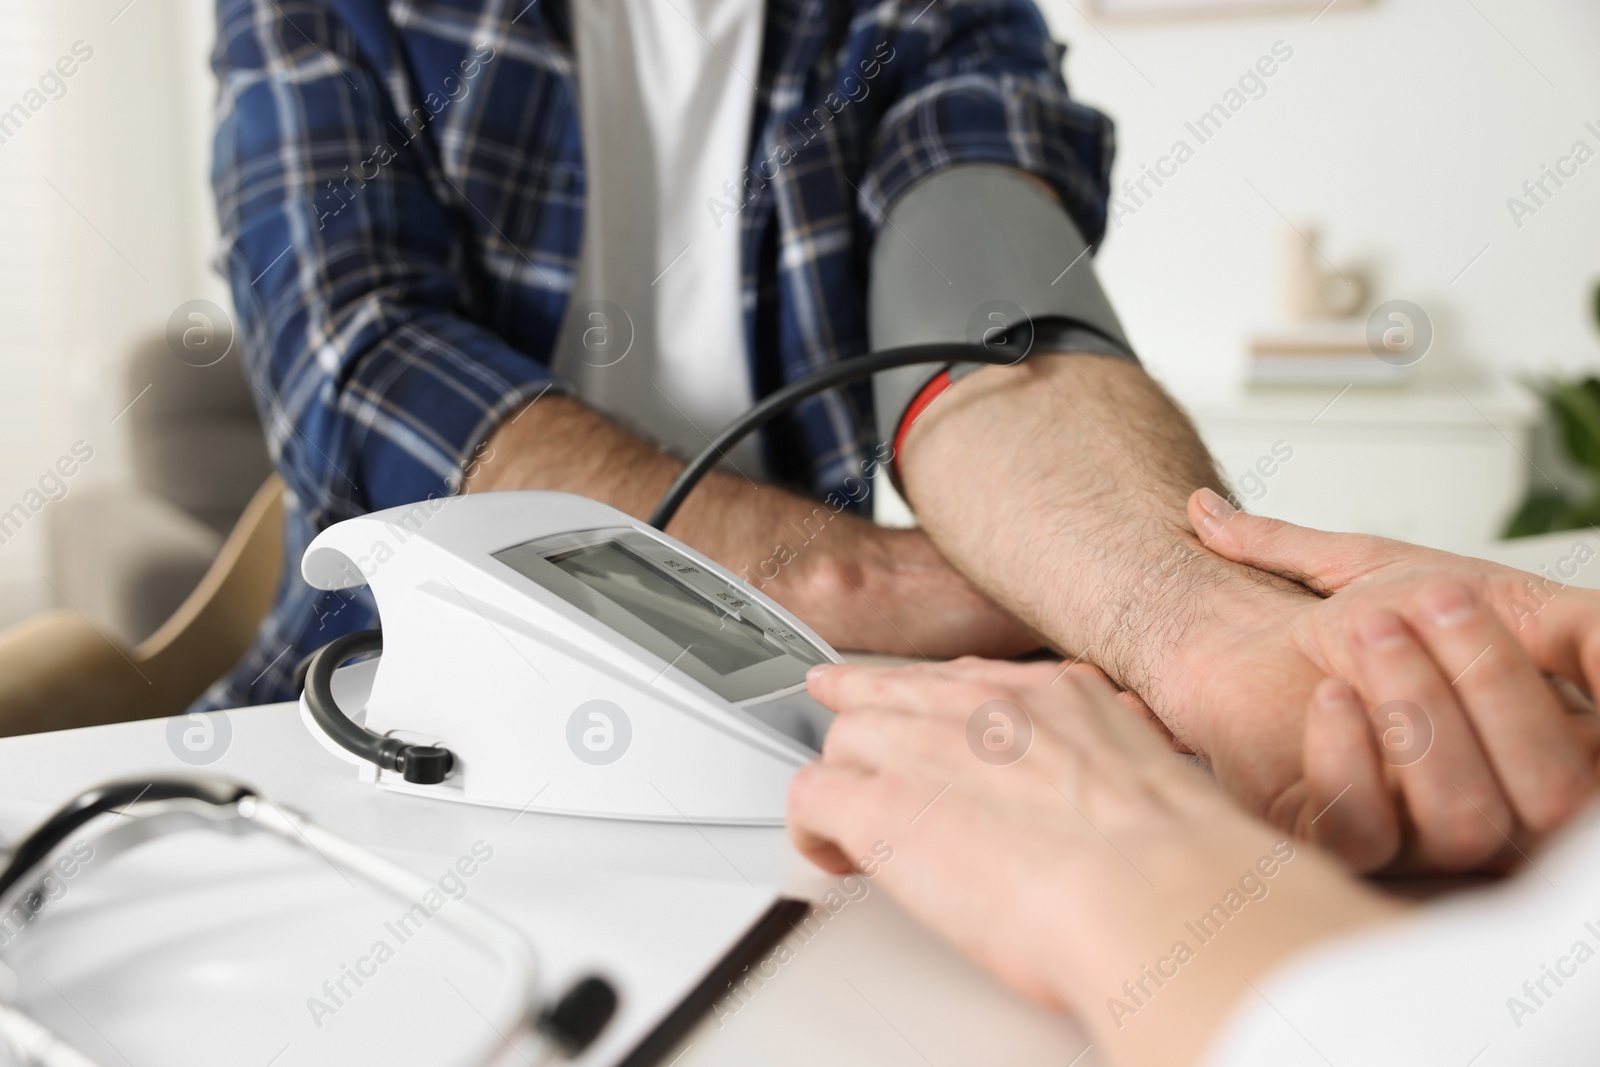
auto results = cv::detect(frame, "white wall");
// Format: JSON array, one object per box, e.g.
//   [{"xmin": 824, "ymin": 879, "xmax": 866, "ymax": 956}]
[
  {"xmin": 2, "ymin": 0, "xmax": 1598, "ymax": 624},
  {"xmin": 0, "ymin": 0, "xmax": 222, "ymax": 624},
  {"xmin": 1036, "ymin": 0, "xmax": 1600, "ymax": 400}
]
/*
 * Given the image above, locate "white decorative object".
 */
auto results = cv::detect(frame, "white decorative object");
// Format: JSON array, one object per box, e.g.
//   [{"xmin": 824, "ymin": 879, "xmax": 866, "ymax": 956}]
[
  {"xmin": 1246, "ymin": 223, "xmax": 1394, "ymax": 387},
  {"xmin": 1281, "ymin": 224, "xmax": 1368, "ymax": 321}
]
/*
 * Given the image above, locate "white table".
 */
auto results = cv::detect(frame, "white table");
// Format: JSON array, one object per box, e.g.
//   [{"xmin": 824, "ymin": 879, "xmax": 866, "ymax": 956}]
[
  {"xmin": 10, "ymin": 529, "xmax": 1596, "ymax": 1064},
  {"xmin": 0, "ymin": 702, "xmax": 1094, "ymax": 1066}
]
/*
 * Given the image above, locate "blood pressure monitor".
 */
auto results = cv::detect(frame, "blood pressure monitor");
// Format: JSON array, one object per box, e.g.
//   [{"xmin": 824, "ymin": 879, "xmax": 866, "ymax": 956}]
[{"xmin": 298, "ymin": 491, "xmax": 840, "ymax": 824}]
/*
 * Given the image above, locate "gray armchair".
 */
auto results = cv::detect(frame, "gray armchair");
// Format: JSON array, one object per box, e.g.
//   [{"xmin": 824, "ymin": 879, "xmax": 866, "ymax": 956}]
[
  {"xmin": 0, "ymin": 335, "xmax": 284, "ymax": 736},
  {"xmin": 47, "ymin": 336, "xmax": 274, "ymax": 644}
]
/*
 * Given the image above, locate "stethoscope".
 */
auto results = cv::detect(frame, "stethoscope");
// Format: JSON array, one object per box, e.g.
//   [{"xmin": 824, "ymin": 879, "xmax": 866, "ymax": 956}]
[
  {"xmin": 298, "ymin": 343, "xmax": 1015, "ymax": 783},
  {"xmin": 0, "ymin": 777, "xmax": 617, "ymax": 1067}
]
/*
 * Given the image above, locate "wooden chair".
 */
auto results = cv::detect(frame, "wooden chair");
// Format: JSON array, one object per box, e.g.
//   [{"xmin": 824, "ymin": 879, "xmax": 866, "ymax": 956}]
[{"xmin": 0, "ymin": 476, "xmax": 284, "ymax": 737}]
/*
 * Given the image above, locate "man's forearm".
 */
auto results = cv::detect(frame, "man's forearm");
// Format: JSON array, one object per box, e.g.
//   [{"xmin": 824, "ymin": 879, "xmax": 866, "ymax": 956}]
[
  {"xmin": 462, "ymin": 393, "xmax": 855, "ymax": 596},
  {"xmin": 899, "ymin": 354, "xmax": 1306, "ymax": 713},
  {"xmin": 464, "ymin": 393, "xmax": 1036, "ymax": 657}
]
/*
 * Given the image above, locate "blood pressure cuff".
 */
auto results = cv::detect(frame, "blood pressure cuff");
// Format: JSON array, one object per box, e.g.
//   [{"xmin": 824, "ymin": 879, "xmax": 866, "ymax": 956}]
[{"xmin": 869, "ymin": 164, "xmax": 1137, "ymax": 479}]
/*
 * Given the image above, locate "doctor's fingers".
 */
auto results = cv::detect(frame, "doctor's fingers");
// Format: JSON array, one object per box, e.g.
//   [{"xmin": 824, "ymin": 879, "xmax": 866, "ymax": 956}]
[
  {"xmin": 1302, "ymin": 678, "xmax": 1402, "ymax": 872},
  {"xmin": 809, "ymin": 663, "xmax": 1177, "ymax": 783},
  {"xmin": 1507, "ymin": 587, "xmax": 1600, "ymax": 685},
  {"xmin": 937, "ymin": 656, "xmax": 1082, "ymax": 690},
  {"xmin": 815, "ymin": 674, "xmax": 1148, "ymax": 771},
  {"xmin": 1021, "ymin": 661, "xmax": 1187, "ymax": 751},
  {"xmin": 1543, "ymin": 675, "xmax": 1600, "ymax": 769},
  {"xmin": 788, "ymin": 762, "xmax": 913, "ymax": 873},
  {"xmin": 1348, "ymin": 607, "xmax": 1512, "ymax": 872},
  {"xmin": 1401, "ymin": 583, "xmax": 1594, "ymax": 833},
  {"xmin": 820, "ymin": 703, "xmax": 967, "ymax": 775},
  {"xmin": 808, "ymin": 662, "xmax": 1024, "ymax": 722},
  {"xmin": 1516, "ymin": 595, "xmax": 1600, "ymax": 753},
  {"xmin": 1007, "ymin": 671, "xmax": 1196, "ymax": 782},
  {"xmin": 808, "ymin": 657, "xmax": 1126, "ymax": 719}
]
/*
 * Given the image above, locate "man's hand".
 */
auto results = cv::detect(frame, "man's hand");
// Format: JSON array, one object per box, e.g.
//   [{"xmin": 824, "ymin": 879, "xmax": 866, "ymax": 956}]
[
  {"xmin": 1187, "ymin": 488, "xmax": 1600, "ymax": 869},
  {"xmin": 790, "ymin": 658, "xmax": 1401, "ymax": 1067},
  {"xmin": 464, "ymin": 393, "xmax": 1038, "ymax": 658}
]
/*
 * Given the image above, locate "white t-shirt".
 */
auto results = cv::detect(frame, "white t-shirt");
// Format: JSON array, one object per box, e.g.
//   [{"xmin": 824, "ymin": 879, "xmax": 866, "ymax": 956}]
[
  {"xmin": 553, "ymin": 0, "xmax": 766, "ymax": 476},
  {"xmin": 1204, "ymin": 803, "xmax": 1600, "ymax": 1066}
]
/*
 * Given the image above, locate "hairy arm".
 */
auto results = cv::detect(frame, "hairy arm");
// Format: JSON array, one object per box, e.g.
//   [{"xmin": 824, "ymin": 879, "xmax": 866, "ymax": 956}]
[
  {"xmin": 464, "ymin": 394, "xmax": 1037, "ymax": 659},
  {"xmin": 901, "ymin": 354, "xmax": 1298, "ymax": 708}
]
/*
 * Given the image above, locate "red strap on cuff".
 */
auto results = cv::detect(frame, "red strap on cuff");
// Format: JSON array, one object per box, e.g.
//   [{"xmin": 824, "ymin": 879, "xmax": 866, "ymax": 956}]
[{"xmin": 892, "ymin": 369, "xmax": 955, "ymax": 463}]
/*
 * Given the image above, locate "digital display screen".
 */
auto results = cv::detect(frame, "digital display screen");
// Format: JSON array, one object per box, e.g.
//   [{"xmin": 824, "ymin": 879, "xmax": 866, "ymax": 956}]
[
  {"xmin": 546, "ymin": 541, "xmax": 782, "ymax": 676},
  {"xmin": 493, "ymin": 529, "xmax": 827, "ymax": 704}
]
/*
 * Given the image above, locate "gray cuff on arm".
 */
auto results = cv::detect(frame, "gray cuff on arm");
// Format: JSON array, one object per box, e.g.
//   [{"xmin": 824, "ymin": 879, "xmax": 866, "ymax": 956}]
[{"xmin": 868, "ymin": 164, "xmax": 1136, "ymax": 452}]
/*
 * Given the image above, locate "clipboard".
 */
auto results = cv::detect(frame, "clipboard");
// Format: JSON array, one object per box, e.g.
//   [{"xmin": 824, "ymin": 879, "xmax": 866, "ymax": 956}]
[{"xmin": 617, "ymin": 898, "xmax": 810, "ymax": 1067}]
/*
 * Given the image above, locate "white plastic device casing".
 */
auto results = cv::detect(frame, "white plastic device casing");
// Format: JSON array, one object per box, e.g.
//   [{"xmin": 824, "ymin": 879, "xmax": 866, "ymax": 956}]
[{"xmin": 297, "ymin": 491, "xmax": 842, "ymax": 825}]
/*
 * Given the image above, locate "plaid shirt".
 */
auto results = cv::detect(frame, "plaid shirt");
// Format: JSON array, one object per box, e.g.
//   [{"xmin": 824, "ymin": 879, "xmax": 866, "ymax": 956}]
[{"xmin": 199, "ymin": 0, "xmax": 1115, "ymax": 710}]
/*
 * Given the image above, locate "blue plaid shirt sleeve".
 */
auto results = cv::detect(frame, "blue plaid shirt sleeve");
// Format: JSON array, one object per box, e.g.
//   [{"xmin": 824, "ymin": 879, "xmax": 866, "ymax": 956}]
[
  {"xmin": 211, "ymin": 1, "xmax": 560, "ymax": 531},
  {"xmin": 743, "ymin": 0, "xmax": 1114, "ymax": 487},
  {"xmin": 859, "ymin": 0, "xmax": 1115, "ymax": 245}
]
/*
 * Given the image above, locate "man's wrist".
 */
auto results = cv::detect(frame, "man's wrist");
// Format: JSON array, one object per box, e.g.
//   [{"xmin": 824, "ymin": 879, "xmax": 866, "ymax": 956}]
[
  {"xmin": 769, "ymin": 518, "xmax": 899, "ymax": 622},
  {"xmin": 1091, "ymin": 535, "xmax": 1312, "ymax": 727},
  {"xmin": 1082, "ymin": 531, "xmax": 1224, "ymax": 701},
  {"xmin": 461, "ymin": 393, "xmax": 681, "ymax": 514}
]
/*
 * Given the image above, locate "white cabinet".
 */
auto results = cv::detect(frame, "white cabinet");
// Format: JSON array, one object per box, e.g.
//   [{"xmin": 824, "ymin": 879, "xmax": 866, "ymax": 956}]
[
  {"xmin": 872, "ymin": 381, "xmax": 1541, "ymax": 556},
  {"xmin": 1186, "ymin": 385, "xmax": 1539, "ymax": 554}
]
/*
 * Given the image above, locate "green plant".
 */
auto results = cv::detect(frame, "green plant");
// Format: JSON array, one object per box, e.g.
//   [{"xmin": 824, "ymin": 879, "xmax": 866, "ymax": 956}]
[
  {"xmin": 1506, "ymin": 377, "xmax": 1600, "ymax": 537},
  {"xmin": 1504, "ymin": 282, "xmax": 1600, "ymax": 538}
]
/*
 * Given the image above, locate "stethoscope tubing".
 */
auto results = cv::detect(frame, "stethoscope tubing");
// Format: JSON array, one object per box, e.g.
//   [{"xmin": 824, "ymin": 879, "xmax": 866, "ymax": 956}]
[{"xmin": 0, "ymin": 780, "xmax": 567, "ymax": 1067}]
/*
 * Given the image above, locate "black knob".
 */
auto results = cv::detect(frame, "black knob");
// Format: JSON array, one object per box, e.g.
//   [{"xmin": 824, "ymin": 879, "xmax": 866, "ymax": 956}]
[{"xmin": 397, "ymin": 745, "xmax": 454, "ymax": 784}]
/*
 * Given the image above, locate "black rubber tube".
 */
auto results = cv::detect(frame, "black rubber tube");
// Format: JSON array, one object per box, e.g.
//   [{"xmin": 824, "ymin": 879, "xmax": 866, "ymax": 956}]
[
  {"xmin": 303, "ymin": 629, "xmax": 454, "ymax": 784},
  {"xmin": 647, "ymin": 342, "xmax": 1014, "ymax": 530}
]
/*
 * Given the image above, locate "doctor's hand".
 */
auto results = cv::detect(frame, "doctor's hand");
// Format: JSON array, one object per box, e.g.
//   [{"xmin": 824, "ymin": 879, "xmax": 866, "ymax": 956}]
[
  {"xmin": 788, "ymin": 658, "xmax": 1402, "ymax": 1067},
  {"xmin": 1184, "ymin": 489, "xmax": 1600, "ymax": 871}
]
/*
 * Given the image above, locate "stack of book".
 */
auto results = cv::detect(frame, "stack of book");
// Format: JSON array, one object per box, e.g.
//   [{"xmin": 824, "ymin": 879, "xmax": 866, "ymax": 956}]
[{"xmin": 1245, "ymin": 325, "xmax": 1416, "ymax": 387}]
